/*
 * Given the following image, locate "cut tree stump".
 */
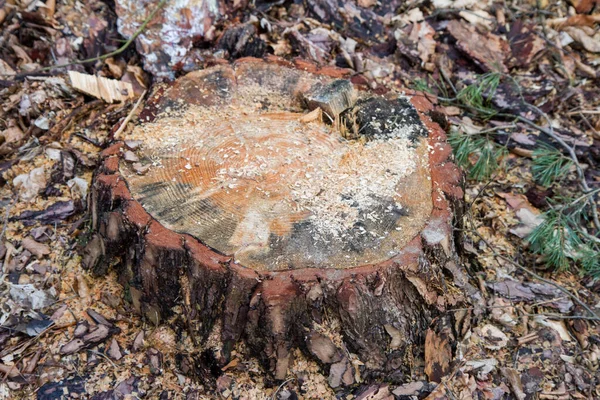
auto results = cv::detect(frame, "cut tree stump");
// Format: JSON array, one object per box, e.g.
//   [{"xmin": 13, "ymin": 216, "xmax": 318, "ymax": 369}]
[{"xmin": 83, "ymin": 57, "xmax": 476, "ymax": 387}]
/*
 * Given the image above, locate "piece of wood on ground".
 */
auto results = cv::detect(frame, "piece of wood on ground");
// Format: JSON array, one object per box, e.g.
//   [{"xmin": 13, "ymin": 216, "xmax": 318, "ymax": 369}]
[{"xmin": 68, "ymin": 71, "xmax": 134, "ymax": 103}]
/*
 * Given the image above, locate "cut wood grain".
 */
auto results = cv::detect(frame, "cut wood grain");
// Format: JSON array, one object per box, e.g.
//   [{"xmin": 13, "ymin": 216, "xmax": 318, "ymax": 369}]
[{"xmin": 68, "ymin": 71, "xmax": 134, "ymax": 103}]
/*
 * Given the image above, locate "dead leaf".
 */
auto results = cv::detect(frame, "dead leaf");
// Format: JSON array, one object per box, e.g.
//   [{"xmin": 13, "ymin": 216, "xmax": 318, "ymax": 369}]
[
  {"xmin": 507, "ymin": 22, "xmax": 545, "ymax": 68},
  {"xmin": 547, "ymin": 14, "xmax": 600, "ymax": 28},
  {"xmin": 410, "ymin": 22, "xmax": 436, "ymax": 64},
  {"xmin": 502, "ymin": 368, "xmax": 526, "ymax": 400},
  {"xmin": 9, "ymin": 284, "xmax": 55, "ymax": 310},
  {"xmin": 479, "ymin": 324, "xmax": 508, "ymax": 350},
  {"xmin": 21, "ymin": 237, "xmax": 50, "ymax": 259},
  {"xmin": 0, "ymin": 58, "xmax": 15, "ymax": 76},
  {"xmin": 487, "ymin": 279, "xmax": 574, "ymax": 313},
  {"xmin": 13, "ymin": 167, "xmax": 47, "ymax": 202},
  {"xmin": 459, "ymin": 10, "xmax": 494, "ymax": 30},
  {"xmin": 567, "ymin": 0, "xmax": 600, "ymax": 13},
  {"xmin": 563, "ymin": 27, "xmax": 600, "ymax": 53},
  {"xmin": 105, "ymin": 57, "xmax": 125, "ymax": 78},
  {"xmin": 357, "ymin": 0, "xmax": 376, "ymax": 7}
]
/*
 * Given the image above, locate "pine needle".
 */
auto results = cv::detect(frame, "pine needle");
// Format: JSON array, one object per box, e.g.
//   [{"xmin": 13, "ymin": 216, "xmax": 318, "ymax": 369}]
[
  {"xmin": 456, "ymin": 73, "xmax": 501, "ymax": 118},
  {"xmin": 531, "ymin": 143, "xmax": 574, "ymax": 187},
  {"xmin": 448, "ymin": 130, "xmax": 505, "ymax": 181},
  {"xmin": 527, "ymin": 208, "xmax": 584, "ymax": 271}
]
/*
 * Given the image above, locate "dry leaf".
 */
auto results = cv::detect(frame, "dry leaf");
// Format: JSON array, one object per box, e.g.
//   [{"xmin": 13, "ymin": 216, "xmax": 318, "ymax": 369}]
[
  {"xmin": 411, "ymin": 22, "xmax": 436, "ymax": 64},
  {"xmin": 479, "ymin": 324, "xmax": 508, "ymax": 350},
  {"xmin": 563, "ymin": 27, "xmax": 600, "ymax": 53},
  {"xmin": 13, "ymin": 166, "xmax": 47, "ymax": 202},
  {"xmin": 68, "ymin": 71, "xmax": 135, "ymax": 103},
  {"xmin": 547, "ymin": 14, "xmax": 600, "ymax": 28},
  {"xmin": 568, "ymin": 0, "xmax": 600, "ymax": 13},
  {"xmin": 459, "ymin": 10, "xmax": 494, "ymax": 30},
  {"xmin": 0, "ymin": 58, "xmax": 15, "ymax": 76},
  {"xmin": 21, "ymin": 237, "xmax": 50, "ymax": 258}
]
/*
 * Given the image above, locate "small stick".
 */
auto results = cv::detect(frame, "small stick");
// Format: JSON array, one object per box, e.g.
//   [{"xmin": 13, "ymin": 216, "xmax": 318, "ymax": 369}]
[{"xmin": 112, "ymin": 90, "xmax": 148, "ymax": 139}]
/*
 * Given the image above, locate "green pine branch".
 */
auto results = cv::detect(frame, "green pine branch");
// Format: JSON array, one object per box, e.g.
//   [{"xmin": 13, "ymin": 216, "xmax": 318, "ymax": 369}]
[{"xmin": 531, "ymin": 143, "xmax": 574, "ymax": 187}]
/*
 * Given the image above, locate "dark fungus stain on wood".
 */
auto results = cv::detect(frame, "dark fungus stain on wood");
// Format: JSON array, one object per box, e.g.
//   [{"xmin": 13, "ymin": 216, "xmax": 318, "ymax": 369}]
[{"xmin": 341, "ymin": 97, "xmax": 429, "ymax": 143}]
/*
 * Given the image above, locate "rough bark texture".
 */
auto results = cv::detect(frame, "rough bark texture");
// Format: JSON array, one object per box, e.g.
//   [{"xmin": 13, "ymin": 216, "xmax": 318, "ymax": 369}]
[{"xmin": 83, "ymin": 57, "xmax": 476, "ymax": 387}]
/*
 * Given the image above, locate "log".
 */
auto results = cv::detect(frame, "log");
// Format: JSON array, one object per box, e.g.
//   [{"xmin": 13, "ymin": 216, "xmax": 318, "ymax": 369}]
[{"xmin": 83, "ymin": 57, "xmax": 474, "ymax": 386}]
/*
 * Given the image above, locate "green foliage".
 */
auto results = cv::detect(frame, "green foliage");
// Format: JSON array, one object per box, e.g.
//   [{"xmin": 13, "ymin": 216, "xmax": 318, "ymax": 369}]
[
  {"xmin": 441, "ymin": 72, "xmax": 600, "ymax": 278},
  {"xmin": 456, "ymin": 73, "xmax": 501, "ymax": 118},
  {"xmin": 531, "ymin": 143, "xmax": 574, "ymax": 187},
  {"xmin": 448, "ymin": 130, "xmax": 507, "ymax": 181},
  {"xmin": 527, "ymin": 209, "xmax": 579, "ymax": 271},
  {"xmin": 527, "ymin": 207, "xmax": 600, "ymax": 273},
  {"xmin": 411, "ymin": 78, "xmax": 433, "ymax": 94},
  {"xmin": 580, "ymin": 245, "xmax": 600, "ymax": 278}
]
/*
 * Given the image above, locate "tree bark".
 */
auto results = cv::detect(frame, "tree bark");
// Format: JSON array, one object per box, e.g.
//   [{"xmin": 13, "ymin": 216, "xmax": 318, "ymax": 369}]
[{"xmin": 83, "ymin": 56, "xmax": 476, "ymax": 387}]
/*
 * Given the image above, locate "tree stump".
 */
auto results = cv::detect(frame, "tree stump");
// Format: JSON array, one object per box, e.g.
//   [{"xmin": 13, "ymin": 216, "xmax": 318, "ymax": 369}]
[{"xmin": 83, "ymin": 57, "xmax": 473, "ymax": 386}]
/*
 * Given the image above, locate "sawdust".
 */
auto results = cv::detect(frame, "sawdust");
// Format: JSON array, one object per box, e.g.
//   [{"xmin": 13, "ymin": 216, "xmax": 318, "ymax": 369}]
[{"xmin": 126, "ymin": 102, "xmax": 421, "ymax": 242}]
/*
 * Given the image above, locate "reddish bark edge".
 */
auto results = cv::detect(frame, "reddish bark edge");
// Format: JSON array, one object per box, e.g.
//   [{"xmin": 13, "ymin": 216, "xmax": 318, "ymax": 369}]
[{"xmin": 83, "ymin": 58, "xmax": 476, "ymax": 387}]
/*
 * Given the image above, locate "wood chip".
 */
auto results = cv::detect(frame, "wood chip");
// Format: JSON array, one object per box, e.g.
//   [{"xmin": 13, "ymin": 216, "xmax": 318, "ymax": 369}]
[{"xmin": 68, "ymin": 71, "xmax": 135, "ymax": 103}]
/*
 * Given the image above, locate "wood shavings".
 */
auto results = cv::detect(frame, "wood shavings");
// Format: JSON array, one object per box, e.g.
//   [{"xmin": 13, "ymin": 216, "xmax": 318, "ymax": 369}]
[{"xmin": 68, "ymin": 71, "xmax": 134, "ymax": 103}]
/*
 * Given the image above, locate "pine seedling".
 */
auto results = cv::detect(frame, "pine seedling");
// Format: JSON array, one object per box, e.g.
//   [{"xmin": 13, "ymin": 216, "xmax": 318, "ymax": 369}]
[
  {"xmin": 531, "ymin": 143, "xmax": 573, "ymax": 187},
  {"xmin": 456, "ymin": 73, "xmax": 501, "ymax": 118},
  {"xmin": 412, "ymin": 78, "xmax": 433, "ymax": 94},
  {"xmin": 579, "ymin": 244, "xmax": 600, "ymax": 278},
  {"xmin": 527, "ymin": 208, "xmax": 582, "ymax": 271},
  {"xmin": 449, "ymin": 130, "xmax": 506, "ymax": 181}
]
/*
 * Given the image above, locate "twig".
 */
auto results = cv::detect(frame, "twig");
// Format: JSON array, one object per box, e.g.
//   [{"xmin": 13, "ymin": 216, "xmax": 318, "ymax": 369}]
[
  {"xmin": 89, "ymin": 350, "xmax": 120, "ymax": 372},
  {"xmin": 466, "ymin": 124, "xmax": 516, "ymax": 136},
  {"xmin": 272, "ymin": 378, "xmax": 296, "ymax": 400},
  {"xmin": 2, "ymin": 0, "xmax": 167, "ymax": 79},
  {"xmin": 113, "ymin": 90, "xmax": 148, "ymax": 138},
  {"xmin": 566, "ymin": 109, "xmax": 600, "ymax": 116},
  {"xmin": 523, "ymin": 313, "xmax": 600, "ymax": 321}
]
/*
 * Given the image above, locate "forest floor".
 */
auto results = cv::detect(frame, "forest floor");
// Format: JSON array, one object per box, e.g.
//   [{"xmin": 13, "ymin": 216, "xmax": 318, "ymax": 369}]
[{"xmin": 1, "ymin": 0, "xmax": 600, "ymax": 399}]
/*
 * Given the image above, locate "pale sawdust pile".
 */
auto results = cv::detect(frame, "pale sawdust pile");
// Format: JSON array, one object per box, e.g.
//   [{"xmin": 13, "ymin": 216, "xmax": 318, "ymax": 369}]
[{"xmin": 125, "ymin": 102, "xmax": 421, "ymax": 241}]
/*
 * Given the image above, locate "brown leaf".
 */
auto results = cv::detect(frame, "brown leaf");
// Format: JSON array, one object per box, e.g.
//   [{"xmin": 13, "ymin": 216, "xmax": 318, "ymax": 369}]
[
  {"xmin": 21, "ymin": 237, "xmax": 51, "ymax": 259},
  {"xmin": 547, "ymin": 14, "xmax": 600, "ymax": 28},
  {"xmin": 507, "ymin": 22, "xmax": 545, "ymax": 68},
  {"xmin": 568, "ymin": 0, "xmax": 600, "ymax": 13},
  {"xmin": 0, "ymin": 363, "xmax": 21, "ymax": 379},
  {"xmin": 411, "ymin": 22, "xmax": 436, "ymax": 64},
  {"xmin": 563, "ymin": 27, "xmax": 600, "ymax": 53},
  {"xmin": 104, "ymin": 57, "xmax": 124, "ymax": 79}
]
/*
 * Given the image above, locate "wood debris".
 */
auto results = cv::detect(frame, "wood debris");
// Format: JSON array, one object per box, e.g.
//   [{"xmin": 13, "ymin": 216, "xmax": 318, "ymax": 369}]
[{"xmin": 68, "ymin": 71, "xmax": 135, "ymax": 103}]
